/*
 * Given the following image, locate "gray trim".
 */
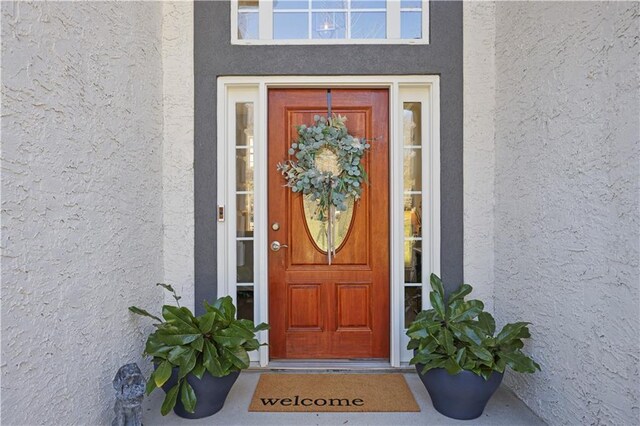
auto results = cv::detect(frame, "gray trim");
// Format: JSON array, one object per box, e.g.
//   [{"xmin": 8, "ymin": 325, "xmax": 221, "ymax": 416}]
[{"xmin": 194, "ymin": 1, "xmax": 463, "ymax": 312}]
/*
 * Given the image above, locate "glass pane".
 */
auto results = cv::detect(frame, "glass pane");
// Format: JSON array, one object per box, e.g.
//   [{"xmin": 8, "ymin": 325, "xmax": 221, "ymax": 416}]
[
  {"xmin": 274, "ymin": 12, "xmax": 309, "ymax": 39},
  {"xmin": 303, "ymin": 195, "xmax": 355, "ymax": 253},
  {"xmin": 236, "ymin": 194, "xmax": 254, "ymax": 237},
  {"xmin": 403, "ymin": 102, "xmax": 422, "ymax": 146},
  {"xmin": 350, "ymin": 12, "xmax": 386, "ymax": 38},
  {"xmin": 237, "ymin": 286, "xmax": 254, "ymax": 321},
  {"xmin": 236, "ymin": 102, "xmax": 254, "ymax": 147},
  {"xmin": 403, "ymin": 148, "xmax": 422, "ymax": 191},
  {"xmin": 236, "ymin": 148, "xmax": 254, "ymax": 192},
  {"xmin": 401, "ymin": 11, "xmax": 422, "ymax": 39},
  {"xmin": 404, "ymin": 239, "xmax": 422, "ymax": 283},
  {"xmin": 312, "ymin": 0, "xmax": 347, "ymax": 9},
  {"xmin": 239, "ymin": 0, "xmax": 259, "ymax": 11},
  {"xmin": 401, "ymin": 0, "xmax": 422, "ymax": 8},
  {"xmin": 312, "ymin": 12, "xmax": 346, "ymax": 39},
  {"xmin": 405, "ymin": 286, "xmax": 422, "ymax": 327},
  {"xmin": 403, "ymin": 194, "xmax": 422, "ymax": 238},
  {"xmin": 351, "ymin": 0, "xmax": 387, "ymax": 9},
  {"xmin": 275, "ymin": 0, "xmax": 309, "ymax": 9},
  {"xmin": 236, "ymin": 241, "xmax": 254, "ymax": 283},
  {"xmin": 238, "ymin": 12, "xmax": 259, "ymax": 39}
]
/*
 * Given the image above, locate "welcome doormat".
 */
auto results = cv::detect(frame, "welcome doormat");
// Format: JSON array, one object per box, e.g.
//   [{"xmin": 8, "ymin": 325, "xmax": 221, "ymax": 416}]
[{"xmin": 248, "ymin": 373, "xmax": 420, "ymax": 412}]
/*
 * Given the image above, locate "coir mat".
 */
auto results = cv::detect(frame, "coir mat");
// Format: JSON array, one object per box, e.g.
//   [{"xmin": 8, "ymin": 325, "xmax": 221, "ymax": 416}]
[{"xmin": 248, "ymin": 373, "xmax": 420, "ymax": 412}]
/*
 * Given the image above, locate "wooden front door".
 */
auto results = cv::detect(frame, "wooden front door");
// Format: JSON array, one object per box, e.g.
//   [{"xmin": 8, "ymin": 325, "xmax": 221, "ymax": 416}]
[{"xmin": 268, "ymin": 89, "xmax": 389, "ymax": 359}]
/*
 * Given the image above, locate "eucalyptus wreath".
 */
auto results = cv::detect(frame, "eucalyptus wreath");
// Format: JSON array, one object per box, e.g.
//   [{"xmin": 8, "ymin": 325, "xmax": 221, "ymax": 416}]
[{"xmin": 277, "ymin": 114, "xmax": 371, "ymax": 221}]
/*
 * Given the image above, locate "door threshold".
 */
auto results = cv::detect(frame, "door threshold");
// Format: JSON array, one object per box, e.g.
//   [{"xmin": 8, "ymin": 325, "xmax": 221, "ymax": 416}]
[{"xmin": 250, "ymin": 360, "xmax": 414, "ymax": 372}]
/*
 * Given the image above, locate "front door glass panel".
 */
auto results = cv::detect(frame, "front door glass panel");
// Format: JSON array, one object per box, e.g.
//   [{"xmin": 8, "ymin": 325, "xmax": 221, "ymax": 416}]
[{"xmin": 302, "ymin": 196, "xmax": 355, "ymax": 253}]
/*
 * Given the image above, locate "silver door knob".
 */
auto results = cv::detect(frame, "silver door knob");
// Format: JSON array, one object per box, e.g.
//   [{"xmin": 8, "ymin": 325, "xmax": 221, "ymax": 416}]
[{"xmin": 271, "ymin": 241, "xmax": 288, "ymax": 251}]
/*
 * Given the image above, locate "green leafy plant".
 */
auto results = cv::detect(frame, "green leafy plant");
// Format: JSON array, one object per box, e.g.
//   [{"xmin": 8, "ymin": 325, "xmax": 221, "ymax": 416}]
[
  {"xmin": 407, "ymin": 274, "xmax": 540, "ymax": 380},
  {"xmin": 129, "ymin": 284, "xmax": 269, "ymax": 415}
]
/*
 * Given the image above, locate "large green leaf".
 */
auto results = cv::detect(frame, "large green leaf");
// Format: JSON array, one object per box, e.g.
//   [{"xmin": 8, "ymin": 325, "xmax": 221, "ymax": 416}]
[
  {"xmin": 407, "ymin": 325, "xmax": 428, "ymax": 340},
  {"xmin": 444, "ymin": 357, "xmax": 462, "ymax": 375},
  {"xmin": 161, "ymin": 382, "xmax": 180, "ymax": 416},
  {"xmin": 154, "ymin": 360, "xmax": 173, "ymax": 387},
  {"xmin": 191, "ymin": 335, "xmax": 204, "ymax": 352},
  {"xmin": 197, "ymin": 311, "xmax": 217, "ymax": 334},
  {"xmin": 129, "ymin": 306, "xmax": 163, "ymax": 323},
  {"xmin": 447, "ymin": 284, "xmax": 472, "ymax": 305},
  {"xmin": 145, "ymin": 376, "xmax": 157, "ymax": 396},
  {"xmin": 455, "ymin": 347, "xmax": 467, "ymax": 366},
  {"xmin": 411, "ymin": 351, "xmax": 447, "ymax": 366},
  {"xmin": 212, "ymin": 296, "xmax": 237, "ymax": 322},
  {"xmin": 224, "ymin": 322, "xmax": 257, "ymax": 340},
  {"xmin": 499, "ymin": 338, "xmax": 524, "ymax": 352},
  {"xmin": 477, "ymin": 312, "xmax": 496, "ymax": 335},
  {"xmin": 157, "ymin": 333, "xmax": 201, "ymax": 346},
  {"xmin": 192, "ymin": 361, "xmax": 206, "ymax": 379},
  {"xmin": 178, "ymin": 349, "xmax": 197, "ymax": 379},
  {"xmin": 223, "ymin": 346, "xmax": 250, "ymax": 370},
  {"xmin": 449, "ymin": 323, "xmax": 484, "ymax": 346},
  {"xmin": 162, "ymin": 306, "xmax": 200, "ymax": 333},
  {"xmin": 203, "ymin": 301, "xmax": 225, "ymax": 318},
  {"xmin": 499, "ymin": 350, "xmax": 540, "ymax": 373},
  {"xmin": 429, "ymin": 291, "xmax": 446, "ymax": 320},
  {"xmin": 440, "ymin": 328, "xmax": 455, "ymax": 356},
  {"xmin": 407, "ymin": 339, "xmax": 420, "ymax": 350},
  {"xmin": 469, "ymin": 345, "xmax": 494, "ymax": 364},
  {"xmin": 462, "ymin": 357, "xmax": 476, "ymax": 371},
  {"xmin": 243, "ymin": 338, "xmax": 261, "ymax": 352},
  {"xmin": 167, "ymin": 346, "xmax": 190, "ymax": 363},
  {"xmin": 203, "ymin": 340, "xmax": 225, "ymax": 377},
  {"xmin": 430, "ymin": 274, "xmax": 445, "ymax": 299},
  {"xmin": 253, "ymin": 322, "xmax": 270, "ymax": 332},
  {"xmin": 213, "ymin": 334, "xmax": 246, "ymax": 348},
  {"xmin": 479, "ymin": 367, "xmax": 494, "ymax": 381},
  {"xmin": 144, "ymin": 334, "xmax": 173, "ymax": 358},
  {"xmin": 448, "ymin": 300, "xmax": 484, "ymax": 323},
  {"xmin": 180, "ymin": 381, "xmax": 197, "ymax": 413},
  {"xmin": 496, "ymin": 322, "xmax": 530, "ymax": 344},
  {"xmin": 419, "ymin": 358, "xmax": 447, "ymax": 375}
]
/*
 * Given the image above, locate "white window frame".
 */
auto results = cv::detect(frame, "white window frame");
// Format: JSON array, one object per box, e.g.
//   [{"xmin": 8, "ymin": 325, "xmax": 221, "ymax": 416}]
[
  {"xmin": 231, "ymin": 0, "xmax": 430, "ymax": 45},
  {"xmin": 217, "ymin": 76, "xmax": 440, "ymax": 367}
]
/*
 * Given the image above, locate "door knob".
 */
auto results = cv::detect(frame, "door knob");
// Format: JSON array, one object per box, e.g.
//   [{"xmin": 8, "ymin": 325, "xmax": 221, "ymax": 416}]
[{"xmin": 270, "ymin": 241, "xmax": 288, "ymax": 252}]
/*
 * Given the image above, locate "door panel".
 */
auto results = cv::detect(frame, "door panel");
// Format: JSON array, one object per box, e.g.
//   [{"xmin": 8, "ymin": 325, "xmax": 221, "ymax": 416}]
[{"xmin": 268, "ymin": 89, "xmax": 389, "ymax": 359}]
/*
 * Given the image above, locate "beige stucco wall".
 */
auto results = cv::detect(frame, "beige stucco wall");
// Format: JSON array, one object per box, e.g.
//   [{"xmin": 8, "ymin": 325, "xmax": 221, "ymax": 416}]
[
  {"xmin": 161, "ymin": 1, "xmax": 195, "ymax": 310},
  {"xmin": 1, "ymin": 2, "xmax": 164, "ymax": 424},
  {"xmin": 493, "ymin": 2, "xmax": 639, "ymax": 424},
  {"xmin": 463, "ymin": 0, "xmax": 496, "ymax": 312}
]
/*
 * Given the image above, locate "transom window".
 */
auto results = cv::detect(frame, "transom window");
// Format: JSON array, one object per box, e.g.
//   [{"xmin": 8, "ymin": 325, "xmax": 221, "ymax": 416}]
[{"xmin": 232, "ymin": 0, "xmax": 429, "ymax": 44}]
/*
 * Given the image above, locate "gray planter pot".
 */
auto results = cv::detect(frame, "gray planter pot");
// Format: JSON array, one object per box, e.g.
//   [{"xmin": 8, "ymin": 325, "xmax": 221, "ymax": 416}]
[
  {"xmin": 161, "ymin": 368, "xmax": 240, "ymax": 419},
  {"xmin": 416, "ymin": 364, "xmax": 503, "ymax": 420}
]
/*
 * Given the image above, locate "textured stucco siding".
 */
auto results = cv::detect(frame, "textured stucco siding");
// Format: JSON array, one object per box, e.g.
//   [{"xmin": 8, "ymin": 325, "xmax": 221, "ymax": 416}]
[
  {"xmin": 463, "ymin": 1, "xmax": 496, "ymax": 312},
  {"xmin": 162, "ymin": 1, "xmax": 195, "ymax": 310},
  {"xmin": 1, "ymin": 2, "xmax": 164, "ymax": 424},
  {"xmin": 493, "ymin": 2, "xmax": 639, "ymax": 425}
]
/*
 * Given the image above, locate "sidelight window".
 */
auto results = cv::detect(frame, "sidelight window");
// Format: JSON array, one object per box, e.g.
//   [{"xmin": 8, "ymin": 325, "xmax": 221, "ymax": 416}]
[
  {"xmin": 402, "ymin": 101, "xmax": 423, "ymax": 327},
  {"xmin": 235, "ymin": 102, "xmax": 256, "ymax": 321}
]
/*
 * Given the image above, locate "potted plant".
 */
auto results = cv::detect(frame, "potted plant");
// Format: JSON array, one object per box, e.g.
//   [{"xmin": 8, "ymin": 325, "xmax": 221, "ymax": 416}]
[
  {"xmin": 129, "ymin": 284, "xmax": 269, "ymax": 419},
  {"xmin": 407, "ymin": 274, "xmax": 540, "ymax": 420}
]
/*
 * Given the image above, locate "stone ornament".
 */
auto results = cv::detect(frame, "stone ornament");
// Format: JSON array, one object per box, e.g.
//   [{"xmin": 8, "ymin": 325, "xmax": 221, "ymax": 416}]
[{"xmin": 112, "ymin": 363, "xmax": 145, "ymax": 426}]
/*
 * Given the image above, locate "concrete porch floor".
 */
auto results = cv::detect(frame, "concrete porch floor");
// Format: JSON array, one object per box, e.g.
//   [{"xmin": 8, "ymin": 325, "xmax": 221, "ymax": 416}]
[{"xmin": 143, "ymin": 371, "xmax": 544, "ymax": 425}]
